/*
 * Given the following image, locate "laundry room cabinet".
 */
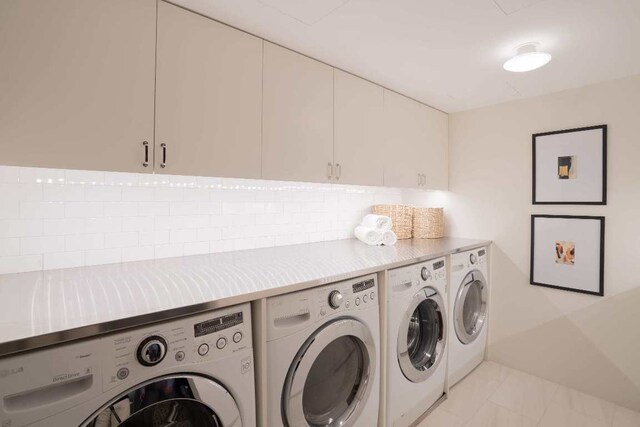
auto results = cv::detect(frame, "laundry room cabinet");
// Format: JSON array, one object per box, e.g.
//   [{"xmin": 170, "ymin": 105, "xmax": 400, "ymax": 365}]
[
  {"xmin": 383, "ymin": 90, "xmax": 448, "ymax": 190},
  {"xmin": 154, "ymin": 1, "xmax": 263, "ymax": 178},
  {"xmin": 261, "ymin": 42, "xmax": 335, "ymax": 183},
  {"xmin": 333, "ymin": 70, "xmax": 385, "ymax": 186},
  {"xmin": 0, "ymin": 0, "xmax": 157, "ymax": 173}
]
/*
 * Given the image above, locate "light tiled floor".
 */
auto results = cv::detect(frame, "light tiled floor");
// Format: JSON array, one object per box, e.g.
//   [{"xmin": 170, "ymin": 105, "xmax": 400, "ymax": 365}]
[{"xmin": 419, "ymin": 362, "xmax": 640, "ymax": 427}]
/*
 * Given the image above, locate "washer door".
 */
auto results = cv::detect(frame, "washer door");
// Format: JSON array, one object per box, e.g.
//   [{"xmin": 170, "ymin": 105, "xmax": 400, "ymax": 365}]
[
  {"xmin": 282, "ymin": 317, "xmax": 376, "ymax": 427},
  {"xmin": 81, "ymin": 374, "xmax": 241, "ymax": 427},
  {"xmin": 454, "ymin": 270, "xmax": 488, "ymax": 345},
  {"xmin": 397, "ymin": 287, "xmax": 446, "ymax": 383}
]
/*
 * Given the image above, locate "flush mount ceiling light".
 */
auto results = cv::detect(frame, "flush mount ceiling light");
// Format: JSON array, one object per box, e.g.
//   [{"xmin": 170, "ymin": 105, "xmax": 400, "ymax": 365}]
[{"xmin": 503, "ymin": 43, "xmax": 552, "ymax": 72}]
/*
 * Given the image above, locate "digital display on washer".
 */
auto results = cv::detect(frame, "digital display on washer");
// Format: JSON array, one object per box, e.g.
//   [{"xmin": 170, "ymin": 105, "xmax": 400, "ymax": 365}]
[
  {"xmin": 433, "ymin": 260, "xmax": 445, "ymax": 270},
  {"xmin": 478, "ymin": 249, "xmax": 486, "ymax": 257},
  {"xmin": 194, "ymin": 312, "xmax": 243, "ymax": 337},
  {"xmin": 352, "ymin": 278, "xmax": 375, "ymax": 293}
]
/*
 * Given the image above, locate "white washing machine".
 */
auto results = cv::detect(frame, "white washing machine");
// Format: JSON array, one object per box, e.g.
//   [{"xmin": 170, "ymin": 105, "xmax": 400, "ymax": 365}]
[
  {"xmin": 386, "ymin": 257, "xmax": 448, "ymax": 427},
  {"xmin": 266, "ymin": 274, "xmax": 380, "ymax": 427},
  {"xmin": 448, "ymin": 246, "xmax": 489, "ymax": 387},
  {"xmin": 0, "ymin": 303, "xmax": 255, "ymax": 427}
]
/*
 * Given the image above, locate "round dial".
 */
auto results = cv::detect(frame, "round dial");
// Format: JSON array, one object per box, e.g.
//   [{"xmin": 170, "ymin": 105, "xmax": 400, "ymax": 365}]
[
  {"xmin": 470, "ymin": 253, "xmax": 477, "ymax": 264},
  {"xmin": 137, "ymin": 335, "xmax": 168, "ymax": 367},
  {"xmin": 328, "ymin": 290, "xmax": 343, "ymax": 309},
  {"xmin": 421, "ymin": 266, "xmax": 432, "ymax": 281}
]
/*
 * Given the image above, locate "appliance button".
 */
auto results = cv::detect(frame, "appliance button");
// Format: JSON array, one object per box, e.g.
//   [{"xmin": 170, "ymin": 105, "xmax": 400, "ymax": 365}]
[
  {"xmin": 197, "ymin": 343, "xmax": 209, "ymax": 356},
  {"xmin": 175, "ymin": 351, "xmax": 185, "ymax": 362},
  {"xmin": 233, "ymin": 332, "xmax": 243, "ymax": 343},
  {"xmin": 421, "ymin": 267, "xmax": 432, "ymax": 281},
  {"xmin": 370, "ymin": 291, "xmax": 375, "ymax": 300},
  {"xmin": 363, "ymin": 294, "xmax": 368, "ymax": 303},
  {"xmin": 355, "ymin": 297, "xmax": 361, "ymax": 306},
  {"xmin": 216, "ymin": 337, "xmax": 227, "ymax": 350},
  {"xmin": 116, "ymin": 367, "xmax": 129, "ymax": 380},
  {"xmin": 345, "ymin": 300, "xmax": 350, "ymax": 308}
]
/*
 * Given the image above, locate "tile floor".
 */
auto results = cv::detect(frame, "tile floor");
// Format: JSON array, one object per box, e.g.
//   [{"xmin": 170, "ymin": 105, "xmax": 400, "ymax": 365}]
[{"xmin": 419, "ymin": 362, "xmax": 640, "ymax": 427}]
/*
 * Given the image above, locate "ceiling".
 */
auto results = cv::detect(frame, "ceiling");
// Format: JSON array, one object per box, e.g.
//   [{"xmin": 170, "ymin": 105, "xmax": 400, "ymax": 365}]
[{"xmin": 172, "ymin": 0, "xmax": 640, "ymax": 112}]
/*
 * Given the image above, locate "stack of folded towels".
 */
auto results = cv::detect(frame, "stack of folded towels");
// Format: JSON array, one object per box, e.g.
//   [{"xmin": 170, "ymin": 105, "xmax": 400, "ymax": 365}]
[{"xmin": 354, "ymin": 214, "xmax": 398, "ymax": 246}]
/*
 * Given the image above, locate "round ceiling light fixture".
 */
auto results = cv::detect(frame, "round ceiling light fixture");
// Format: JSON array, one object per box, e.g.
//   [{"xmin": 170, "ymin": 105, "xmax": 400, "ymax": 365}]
[{"xmin": 503, "ymin": 43, "xmax": 552, "ymax": 72}]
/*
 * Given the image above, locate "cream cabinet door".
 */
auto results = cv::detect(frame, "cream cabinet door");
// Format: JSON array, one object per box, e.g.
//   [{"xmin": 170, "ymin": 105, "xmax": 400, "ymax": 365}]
[
  {"xmin": 0, "ymin": 0, "xmax": 156, "ymax": 172},
  {"xmin": 421, "ymin": 105, "xmax": 448, "ymax": 190},
  {"xmin": 262, "ymin": 42, "xmax": 334, "ymax": 183},
  {"xmin": 383, "ymin": 90, "xmax": 424, "ymax": 188},
  {"xmin": 155, "ymin": 2, "xmax": 263, "ymax": 178},
  {"xmin": 333, "ymin": 70, "xmax": 384, "ymax": 186}
]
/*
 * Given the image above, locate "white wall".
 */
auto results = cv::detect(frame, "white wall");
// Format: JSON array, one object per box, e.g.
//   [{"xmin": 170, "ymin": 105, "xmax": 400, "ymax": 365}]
[
  {"xmin": 0, "ymin": 167, "xmax": 402, "ymax": 274},
  {"xmin": 447, "ymin": 74, "xmax": 640, "ymax": 410}
]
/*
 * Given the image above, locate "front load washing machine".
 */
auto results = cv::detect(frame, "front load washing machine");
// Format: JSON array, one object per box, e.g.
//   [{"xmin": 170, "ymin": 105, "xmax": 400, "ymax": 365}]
[
  {"xmin": 448, "ymin": 246, "xmax": 489, "ymax": 387},
  {"xmin": 266, "ymin": 274, "xmax": 380, "ymax": 427},
  {"xmin": 0, "ymin": 303, "xmax": 255, "ymax": 427},
  {"xmin": 386, "ymin": 257, "xmax": 448, "ymax": 426}
]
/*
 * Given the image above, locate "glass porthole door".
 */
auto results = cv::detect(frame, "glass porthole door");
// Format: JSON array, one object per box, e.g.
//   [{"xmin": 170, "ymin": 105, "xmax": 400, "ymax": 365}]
[
  {"xmin": 282, "ymin": 318, "xmax": 376, "ymax": 427},
  {"xmin": 82, "ymin": 375, "xmax": 241, "ymax": 427},
  {"xmin": 397, "ymin": 287, "xmax": 446, "ymax": 383},
  {"xmin": 454, "ymin": 270, "xmax": 488, "ymax": 345}
]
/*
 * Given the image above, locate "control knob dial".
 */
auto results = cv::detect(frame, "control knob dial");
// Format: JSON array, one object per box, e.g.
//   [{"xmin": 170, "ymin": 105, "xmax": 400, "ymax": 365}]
[
  {"xmin": 328, "ymin": 290, "xmax": 343, "ymax": 309},
  {"xmin": 421, "ymin": 267, "xmax": 432, "ymax": 281},
  {"xmin": 137, "ymin": 335, "xmax": 168, "ymax": 367}
]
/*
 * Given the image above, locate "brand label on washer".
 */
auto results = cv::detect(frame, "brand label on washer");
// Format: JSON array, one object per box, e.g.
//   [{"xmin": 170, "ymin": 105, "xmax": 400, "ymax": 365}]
[{"xmin": 240, "ymin": 357, "xmax": 252, "ymax": 375}]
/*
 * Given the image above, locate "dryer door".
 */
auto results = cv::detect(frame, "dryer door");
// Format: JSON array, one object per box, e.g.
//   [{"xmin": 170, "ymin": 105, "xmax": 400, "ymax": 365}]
[
  {"xmin": 397, "ymin": 287, "xmax": 446, "ymax": 383},
  {"xmin": 82, "ymin": 374, "xmax": 241, "ymax": 427},
  {"xmin": 454, "ymin": 270, "xmax": 488, "ymax": 345},
  {"xmin": 282, "ymin": 318, "xmax": 376, "ymax": 427}
]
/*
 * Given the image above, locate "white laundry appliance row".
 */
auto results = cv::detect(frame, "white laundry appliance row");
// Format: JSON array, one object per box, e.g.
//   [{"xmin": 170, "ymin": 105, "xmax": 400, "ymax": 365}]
[{"xmin": 0, "ymin": 246, "xmax": 488, "ymax": 427}]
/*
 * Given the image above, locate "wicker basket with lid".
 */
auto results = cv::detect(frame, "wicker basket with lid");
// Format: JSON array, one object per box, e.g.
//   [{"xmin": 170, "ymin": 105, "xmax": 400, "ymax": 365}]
[{"xmin": 412, "ymin": 207, "xmax": 444, "ymax": 239}]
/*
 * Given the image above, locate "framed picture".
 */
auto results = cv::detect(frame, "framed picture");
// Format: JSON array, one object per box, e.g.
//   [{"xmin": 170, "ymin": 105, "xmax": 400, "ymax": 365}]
[
  {"xmin": 530, "ymin": 215, "xmax": 605, "ymax": 296},
  {"xmin": 532, "ymin": 125, "xmax": 607, "ymax": 204}
]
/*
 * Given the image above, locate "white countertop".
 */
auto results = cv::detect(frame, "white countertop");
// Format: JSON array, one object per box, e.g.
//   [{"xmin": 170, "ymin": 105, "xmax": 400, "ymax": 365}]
[{"xmin": 0, "ymin": 237, "xmax": 489, "ymax": 357}]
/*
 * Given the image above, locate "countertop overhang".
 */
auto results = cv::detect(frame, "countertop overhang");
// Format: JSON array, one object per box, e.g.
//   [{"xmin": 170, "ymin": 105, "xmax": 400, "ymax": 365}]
[{"xmin": 0, "ymin": 237, "xmax": 490, "ymax": 357}]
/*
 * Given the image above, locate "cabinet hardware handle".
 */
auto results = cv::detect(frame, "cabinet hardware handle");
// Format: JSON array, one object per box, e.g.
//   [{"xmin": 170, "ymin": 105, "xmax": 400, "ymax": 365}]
[
  {"xmin": 418, "ymin": 173, "xmax": 421, "ymax": 186},
  {"xmin": 160, "ymin": 143, "xmax": 167, "ymax": 168},
  {"xmin": 327, "ymin": 162, "xmax": 333, "ymax": 180},
  {"xmin": 336, "ymin": 163, "xmax": 341, "ymax": 180},
  {"xmin": 420, "ymin": 174, "xmax": 424, "ymax": 186},
  {"xmin": 142, "ymin": 141, "xmax": 149, "ymax": 167}
]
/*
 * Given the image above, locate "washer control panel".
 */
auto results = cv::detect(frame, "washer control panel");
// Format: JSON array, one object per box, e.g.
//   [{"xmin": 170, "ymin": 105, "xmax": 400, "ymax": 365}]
[
  {"xmin": 102, "ymin": 303, "xmax": 251, "ymax": 392},
  {"xmin": 389, "ymin": 257, "xmax": 447, "ymax": 295},
  {"xmin": 267, "ymin": 274, "xmax": 378, "ymax": 341}
]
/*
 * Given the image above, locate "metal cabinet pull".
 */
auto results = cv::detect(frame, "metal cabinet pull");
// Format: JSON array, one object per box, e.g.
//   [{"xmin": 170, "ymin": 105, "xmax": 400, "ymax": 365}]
[
  {"xmin": 142, "ymin": 141, "xmax": 149, "ymax": 167},
  {"xmin": 327, "ymin": 162, "xmax": 333, "ymax": 180},
  {"xmin": 160, "ymin": 143, "xmax": 167, "ymax": 168},
  {"xmin": 336, "ymin": 163, "xmax": 341, "ymax": 180}
]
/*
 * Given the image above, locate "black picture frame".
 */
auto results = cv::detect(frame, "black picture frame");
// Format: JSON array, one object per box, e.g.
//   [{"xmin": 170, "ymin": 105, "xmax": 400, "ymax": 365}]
[
  {"xmin": 532, "ymin": 124, "xmax": 607, "ymax": 205},
  {"xmin": 530, "ymin": 214, "xmax": 605, "ymax": 296}
]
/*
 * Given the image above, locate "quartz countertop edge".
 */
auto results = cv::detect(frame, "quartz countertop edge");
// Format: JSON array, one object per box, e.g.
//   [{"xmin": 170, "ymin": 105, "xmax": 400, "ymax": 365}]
[{"xmin": 0, "ymin": 237, "xmax": 490, "ymax": 358}]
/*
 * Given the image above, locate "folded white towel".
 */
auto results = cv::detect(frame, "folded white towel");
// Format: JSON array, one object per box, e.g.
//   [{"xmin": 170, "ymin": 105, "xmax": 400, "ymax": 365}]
[
  {"xmin": 360, "ymin": 214, "xmax": 392, "ymax": 232},
  {"xmin": 354, "ymin": 225, "xmax": 382, "ymax": 246},
  {"xmin": 381, "ymin": 230, "xmax": 397, "ymax": 246}
]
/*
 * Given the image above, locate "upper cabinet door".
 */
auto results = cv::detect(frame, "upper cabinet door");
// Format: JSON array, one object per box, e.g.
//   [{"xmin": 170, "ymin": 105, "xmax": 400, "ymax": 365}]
[
  {"xmin": 333, "ymin": 70, "xmax": 384, "ymax": 186},
  {"xmin": 0, "ymin": 0, "xmax": 156, "ymax": 173},
  {"xmin": 383, "ymin": 90, "xmax": 424, "ymax": 188},
  {"xmin": 155, "ymin": 2, "xmax": 263, "ymax": 178},
  {"xmin": 262, "ymin": 42, "xmax": 334, "ymax": 183},
  {"xmin": 421, "ymin": 105, "xmax": 449, "ymax": 190}
]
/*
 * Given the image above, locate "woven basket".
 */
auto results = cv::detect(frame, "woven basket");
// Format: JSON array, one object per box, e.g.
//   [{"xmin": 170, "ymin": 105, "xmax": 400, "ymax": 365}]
[
  {"xmin": 372, "ymin": 204, "xmax": 413, "ymax": 239},
  {"xmin": 413, "ymin": 208, "xmax": 444, "ymax": 239}
]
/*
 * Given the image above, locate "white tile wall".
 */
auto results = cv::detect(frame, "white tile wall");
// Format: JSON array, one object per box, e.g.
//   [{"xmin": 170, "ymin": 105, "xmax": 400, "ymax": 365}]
[{"xmin": 0, "ymin": 166, "xmax": 403, "ymax": 274}]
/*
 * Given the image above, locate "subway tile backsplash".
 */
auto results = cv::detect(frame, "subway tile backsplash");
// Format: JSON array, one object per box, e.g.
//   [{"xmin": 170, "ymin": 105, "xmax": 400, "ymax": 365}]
[{"xmin": 0, "ymin": 166, "xmax": 403, "ymax": 274}]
